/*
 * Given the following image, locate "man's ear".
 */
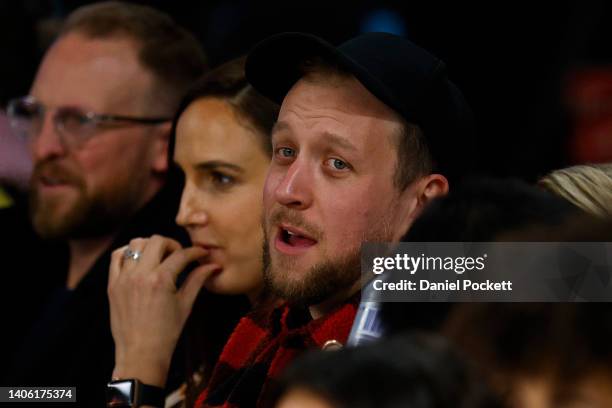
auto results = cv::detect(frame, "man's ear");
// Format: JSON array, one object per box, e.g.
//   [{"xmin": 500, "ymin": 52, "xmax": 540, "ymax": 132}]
[
  {"xmin": 394, "ymin": 174, "xmax": 449, "ymax": 240},
  {"xmin": 150, "ymin": 122, "xmax": 172, "ymax": 174},
  {"xmin": 417, "ymin": 173, "xmax": 449, "ymax": 208}
]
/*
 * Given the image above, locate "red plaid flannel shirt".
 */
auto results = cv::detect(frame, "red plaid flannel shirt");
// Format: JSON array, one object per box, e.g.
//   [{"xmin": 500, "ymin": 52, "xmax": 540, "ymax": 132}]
[{"xmin": 195, "ymin": 295, "xmax": 359, "ymax": 407}]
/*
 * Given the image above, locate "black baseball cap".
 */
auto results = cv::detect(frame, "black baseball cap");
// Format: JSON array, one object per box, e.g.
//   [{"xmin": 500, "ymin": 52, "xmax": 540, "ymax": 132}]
[{"xmin": 245, "ymin": 32, "xmax": 475, "ymax": 183}]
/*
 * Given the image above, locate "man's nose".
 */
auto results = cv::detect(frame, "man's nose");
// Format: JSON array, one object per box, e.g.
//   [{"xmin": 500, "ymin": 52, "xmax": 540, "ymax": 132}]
[
  {"xmin": 31, "ymin": 113, "xmax": 66, "ymax": 162},
  {"xmin": 274, "ymin": 158, "xmax": 314, "ymax": 210}
]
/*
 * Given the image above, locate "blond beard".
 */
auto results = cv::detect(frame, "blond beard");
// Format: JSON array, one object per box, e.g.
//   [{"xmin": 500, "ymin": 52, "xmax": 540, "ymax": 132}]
[
  {"xmin": 261, "ymin": 210, "xmax": 396, "ymax": 306},
  {"xmin": 29, "ymin": 161, "xmax": 149, "ymax": 240}
]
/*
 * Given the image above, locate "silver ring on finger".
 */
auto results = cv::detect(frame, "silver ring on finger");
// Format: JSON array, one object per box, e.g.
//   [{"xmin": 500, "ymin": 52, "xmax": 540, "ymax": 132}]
[{"xmin": 123, "ymin": 248, "xmax": 142, "ymax": 262}]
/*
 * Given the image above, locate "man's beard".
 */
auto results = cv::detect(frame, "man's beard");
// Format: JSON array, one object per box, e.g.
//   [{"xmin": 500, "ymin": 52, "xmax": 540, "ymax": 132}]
[
  {"xmin": 262, "ymin": 237, "xmax": 361, "ymax": 307},
  {"xmin": 29, "ymin": 160, "xmax": 143, "ymax": 240},
  {"xmin": 262, "ymin": 208, "xmax": 394, "ymax": 307}
]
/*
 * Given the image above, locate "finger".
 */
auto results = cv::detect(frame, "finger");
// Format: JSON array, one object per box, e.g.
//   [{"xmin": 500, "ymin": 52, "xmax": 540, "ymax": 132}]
[
  {"xmin": 159, "ymin": 246, "xmax": 209, "ymax": 282},
  {"xmin": 109, "ymin": 245, "xmax": 129, "ymax": 286},
  {"xmin": 122, "ymin": 238, "xmax": 148, "ymax": 272},
  {"xmin": 140, "ymin": 235, "xmax": 183, "ymax": 268},
  {"xmin": 128, "ymin": 237, "xmax": 147, "ymax": 249},
  {"xmin": 179, "ymin": 263, "xmax": 221, "ymax": 312}
]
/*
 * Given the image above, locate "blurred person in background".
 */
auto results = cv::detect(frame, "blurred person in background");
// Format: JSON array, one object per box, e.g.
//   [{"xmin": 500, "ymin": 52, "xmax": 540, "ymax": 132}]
[
  {"xmin": 0, "ymin": 2, "xmax": 37, "ymax": 206},
  {"xmin": 539, "ymin": 163, "xmax": 612, "ymax": 219},
  {"xmin": 0, "ymin": 111, "xmax": 31, "ymax": 205},
  {"xmin": 399, "ymin": 178, "xmax": 578, "ymax": 242},
  {"xmin": 274, "ymin": 333, "xmax": 502, "ymax": 408},
  {"xmin": 0, "ymin": 2, "xmax": 206, "ymax": 406},
  {"xmin": 382, "ymin": 178, "xmax": 580, "ymax": 335},
  {"xmin": 445, "ymin": 300, "xmax": 612, "ymax": 408},
  {"xmin": 107, "ymin": 56, "xmax": 279, "ymax": 408},
  {"xmin": 0, "ymin": 2, "xmax": 38, "ymax": 272},
  {"xmin": 410, "ymin": 196, "xmax": 612, "ymax": 407}
]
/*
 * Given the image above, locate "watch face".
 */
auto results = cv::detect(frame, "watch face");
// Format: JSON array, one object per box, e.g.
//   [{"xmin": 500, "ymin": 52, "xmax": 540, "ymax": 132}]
[{"xmin": 107, "ymin": 380, "xmax": 135, "ymax": 407}]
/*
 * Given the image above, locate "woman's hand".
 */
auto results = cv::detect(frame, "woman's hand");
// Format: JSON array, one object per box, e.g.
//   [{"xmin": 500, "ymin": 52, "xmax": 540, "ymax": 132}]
[{"xmin": 108, "ymin": 235, "xmax": 220, "ymax": 387}]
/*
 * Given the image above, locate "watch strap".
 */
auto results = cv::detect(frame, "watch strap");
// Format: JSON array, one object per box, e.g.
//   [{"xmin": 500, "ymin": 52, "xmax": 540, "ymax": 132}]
[
  {"xmin": 137, "ymin": 381, "xmax": 165, "ymax": 407},
  {"xmin": 107, "ymin": 379, "xmax": 165, "ymax": 408}
]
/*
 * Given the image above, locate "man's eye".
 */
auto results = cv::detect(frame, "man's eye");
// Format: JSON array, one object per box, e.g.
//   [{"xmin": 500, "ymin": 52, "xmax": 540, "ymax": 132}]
[
  {"xmin": 280, "ymin": 148, "xmax": 294, "ymax": 157},
  {"xmin": 211, "ymin": 171, "xmax": 234, "ymax": 186},
  {"xmin": 325, "ymin": 158, "xmax": 350, "ymax": 171},
  {"xmin": 59, "ymin": 110, "xmax": 91, "ymax": 132},
  {"xmin": 276, "ymin": 147, "xmax": 296, "ymax": 158}
]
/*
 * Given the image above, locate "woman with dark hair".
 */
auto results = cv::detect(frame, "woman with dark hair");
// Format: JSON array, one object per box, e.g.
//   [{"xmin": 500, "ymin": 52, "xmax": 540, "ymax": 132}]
[{"xmin": 107, "ymin": 56, "xmax": 279, "ymax": 407}]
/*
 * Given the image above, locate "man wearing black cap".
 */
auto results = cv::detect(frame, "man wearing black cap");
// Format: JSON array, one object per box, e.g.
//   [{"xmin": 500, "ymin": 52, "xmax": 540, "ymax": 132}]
[{"xmin": 195, "ymin": 31, "xmax": 471, "ymax": 408}]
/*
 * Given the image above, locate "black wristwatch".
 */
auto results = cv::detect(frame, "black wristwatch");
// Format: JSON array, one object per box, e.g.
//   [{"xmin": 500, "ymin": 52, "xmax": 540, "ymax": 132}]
[{"xmin": 106, "ymin": 378, "xmax": 165, "ymax": 407}]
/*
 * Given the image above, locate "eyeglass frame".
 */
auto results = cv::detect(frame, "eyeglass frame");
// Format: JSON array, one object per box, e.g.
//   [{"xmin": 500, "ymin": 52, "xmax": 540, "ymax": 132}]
[{"xmin": 6, "ymin": 95, "xmax": 172, "ymax": 149}]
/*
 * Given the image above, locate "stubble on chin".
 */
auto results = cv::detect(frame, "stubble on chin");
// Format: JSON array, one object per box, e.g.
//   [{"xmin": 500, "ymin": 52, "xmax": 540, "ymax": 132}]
[
  {"xmin": 29, "ymin": 181, "xmax": 89, "ymax": 240},
  {"xmin": 262, "ymin": 235, "xmax": 361, "ymax": 307}
]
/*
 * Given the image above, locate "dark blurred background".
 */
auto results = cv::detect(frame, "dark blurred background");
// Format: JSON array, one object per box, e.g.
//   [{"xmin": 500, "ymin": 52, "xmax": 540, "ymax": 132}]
[{"xmin": 2, "ymin": 0, "xmax": 612, "ymax": 182}]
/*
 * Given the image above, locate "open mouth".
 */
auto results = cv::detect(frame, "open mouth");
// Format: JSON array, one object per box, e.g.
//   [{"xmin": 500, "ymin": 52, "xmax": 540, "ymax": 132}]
[{"xmin": 275, "ymin": 224, "xmax": 318, "ymax": 254}]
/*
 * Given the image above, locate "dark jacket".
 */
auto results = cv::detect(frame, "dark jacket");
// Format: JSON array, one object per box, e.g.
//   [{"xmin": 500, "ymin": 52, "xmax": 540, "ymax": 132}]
[{"xmin": 1, "ymin": 180, "xmax": 188, "ymax": 407}]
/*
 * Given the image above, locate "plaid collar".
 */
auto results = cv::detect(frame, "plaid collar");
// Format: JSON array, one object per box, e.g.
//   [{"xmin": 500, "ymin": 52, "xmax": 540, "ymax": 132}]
[{"xmin": 196, "ymin": 293, "xmax": 360, "ymax": 407}]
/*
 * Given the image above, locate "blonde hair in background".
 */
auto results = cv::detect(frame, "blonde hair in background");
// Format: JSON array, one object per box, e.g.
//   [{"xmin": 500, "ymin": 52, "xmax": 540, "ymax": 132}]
[{"xmin": 539, "ymin": 163, "xmax": 612, "ymax": 218}]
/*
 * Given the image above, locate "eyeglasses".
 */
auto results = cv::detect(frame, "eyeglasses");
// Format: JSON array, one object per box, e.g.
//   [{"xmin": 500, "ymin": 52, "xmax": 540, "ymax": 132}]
[{"xmin": 6, "ymin": 96, "xmax": 172, "ymax": 150}]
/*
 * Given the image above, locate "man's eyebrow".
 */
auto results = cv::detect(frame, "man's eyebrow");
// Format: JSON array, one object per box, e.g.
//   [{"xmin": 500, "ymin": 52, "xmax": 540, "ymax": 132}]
[
  {"xmin": 271, "ymin": 121, "xmax": 290, "ymax": 135},
  {"xmin": 195, "ymin": 160, "xmax": 244, "ymax": 173},
  {"xmin": 272, "ymin": 122, "xmax": 357, "ymax": 151},
  {"xmin": 321, "ymin": 131, "xmax": 358, "ymax": 152}
]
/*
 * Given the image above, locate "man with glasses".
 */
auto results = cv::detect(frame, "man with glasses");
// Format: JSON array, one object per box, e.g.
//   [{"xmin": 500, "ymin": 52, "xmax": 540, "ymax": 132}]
[{"xmin": 0, "ymin": 2, "xmax": 205, "ymax": 405}]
